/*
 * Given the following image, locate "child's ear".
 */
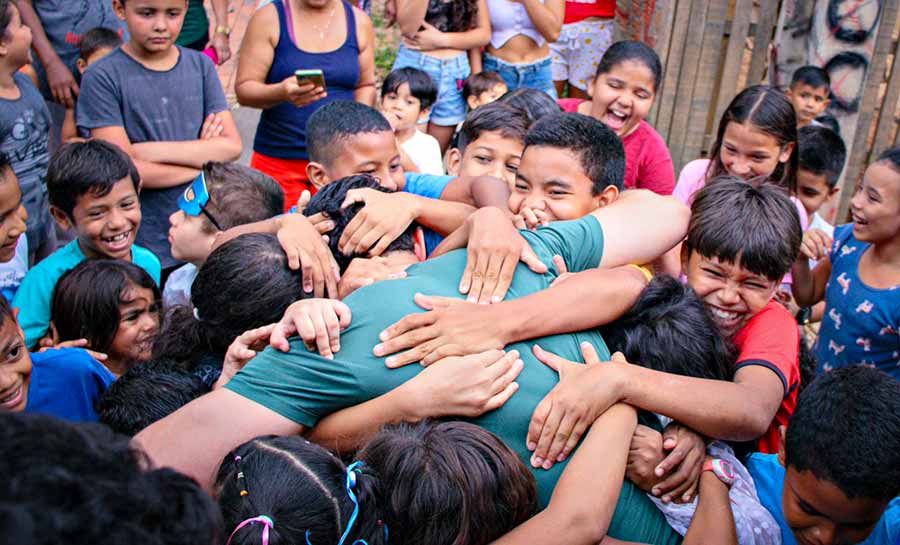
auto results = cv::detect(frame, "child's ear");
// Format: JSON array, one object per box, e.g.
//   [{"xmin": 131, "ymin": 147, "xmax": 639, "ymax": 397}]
[
  {"xmin": 76, "ymin": 58, "xmax": 87, "ymax": 74},
  {"xmin": 48, "ymin": 322, "xmax": 60, "ymax": 345},
  {"xmin": 593, "ymin": 185, "xmax": 619, "ymax": 209},
  {"xmin": 417, "ymin": 107, "xmax": 431, "ymax": 124},
  {"xmin": 413, "ymin": 227, "xmax": 427, "ymax": 262},
  {"xmin": 785, "ymin": 87, "xmax": 794, "ymax": 100},
  {"xmin": 445, "ymin": 148, "xmax": 462, "ymax": 176},
  {"xmin": 466, "ymin": 95, "xmax": 479, "ymax": 111},
  {"xmin": 680, "ymin": 243, "xmax": 691, "ymax": 273},
  {"xmin": 828, "ymin": 186, "xmax": 841, "ymax": 198},
  {"xmin": 821, "ymin": 97, "xmax": 831, "ymax": 112},
  {"xmin": 112, "ymin": 0, "xmax": 127, "ymax": 20},
  {"xmin": 778, "ymin": 141, "xmax": 796, "ymax": 164},
  {"xmin": 305, "ymin": 162, "xmax": 329, "ymax": 189},
  {"xmin": 49, "ymin": 205, "xmax": 73, "ymax": 231},
  {"xmin": 777, "ymin": 425, "xmax": 787, "ymax": 466}
]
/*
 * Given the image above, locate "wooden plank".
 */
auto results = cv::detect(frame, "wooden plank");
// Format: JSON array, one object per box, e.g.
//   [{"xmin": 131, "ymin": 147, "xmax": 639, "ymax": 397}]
[
  {"xmin": 837, "ymin": 0, "xmax": 900, "ymax": 219},
  {"xmin": 871, "ymin": 34, "xmax": 900, "ymax": 159},
  {"xmin": 653, "ymin": 0, "xmax": 692, "ymax": 136},
  {"xmin": 747, "ymin": 1, "xmax": 780, "ymax": 85},
  {"xmin": 680, "ymin": 0, "xmax": 729, "ymax": 166},
  {"xmin": 648, "ymin": 0, "xmax": 678, "ymax": 126},
  {"xmin": 713, "ymin": 0, "xmax": 754, "ymax": 127}
]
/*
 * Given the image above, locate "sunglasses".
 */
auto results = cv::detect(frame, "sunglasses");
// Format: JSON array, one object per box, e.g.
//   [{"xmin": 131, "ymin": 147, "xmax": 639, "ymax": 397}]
[{"xmin": 178, "ymin": 171, "xmax": 223, "ymax": 231}]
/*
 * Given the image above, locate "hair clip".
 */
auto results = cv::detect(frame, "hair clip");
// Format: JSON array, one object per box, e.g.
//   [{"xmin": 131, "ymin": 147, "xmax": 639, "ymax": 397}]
[
  {"xmin": 235, "ymin": 455, "xmax": 249, "ymax": 497},
  {"xmin": 193, "ymin": 307, "xmax": 201, "ymax": 320},
  {"xmin": 226, "ymin": 515, "xmax": 274, "ymax": 545}
]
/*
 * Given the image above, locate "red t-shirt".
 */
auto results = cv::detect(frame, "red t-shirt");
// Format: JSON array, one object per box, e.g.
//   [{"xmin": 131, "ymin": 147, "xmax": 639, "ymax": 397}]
[
  {"xmin": 732, "ymin": 301, "xmax": 801, "ymax": 454},
  {"xmin": 564, "ymin": 0, "xmax": 615, "ymax": 24},
  {"xmin": 556, "ymin": 99, "xmax": 675, "ymax": 195}
]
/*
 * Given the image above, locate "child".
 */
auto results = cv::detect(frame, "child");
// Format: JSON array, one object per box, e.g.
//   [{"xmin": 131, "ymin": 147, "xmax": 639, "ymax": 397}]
[
  {"xmin": 0, "ymin": 294, "xmax": 114, "ymax": 422},
  {"xmin": 446, "ymin": 101, "xmax": 530, "ymax": 187},
  {"xmin": 796, "ymin": 124, "xmax": 846, "ymax": 235},
  {"xmin": 0, "ymin": 0, "xmax": 55, "ymax": 263},
  {"xmin": 77, "ymin": 0, "xmax": 241, "ymax": 275},
  {"xmin": 746, "ymin": 366, "xmax": 900, "ymax": 545},
  {"xmin": 60, "ymin": 27, "xmax": 123, "ymax": 143},
  {"xmin": 785, "ymin": 65, "xmax": 831, "ymax": 129},
  {"xmin": 381, "ymin": 67, "xmax": 444, "ymax": 175},
  {"xmin": 561, "ymin": 40, "xmax": 675, "ymax": 195},
  {"xmin": 13, "ymin": 140, "xmax": 161, "ymax": 349},
  {"xmin": 164, "ymin": 161, "xmax": 285, "ymax": 308},
  {"xmin": 0, "ymin": 152, "xmax": 29, "ymax": 301},
  {"xmin": 792, "ymin": 147, "xmax": 900, "ymax": 380},
  {"xmin": 50, "ymin": 259, "xmax": 161, "ymax": 377},
  {"xmin": 462, "ymin": 70, "xmax": 508, "ymax": 111},
  {"xmin": 498, "ymin": 87, "xmax": 561, "ymax": 124}
]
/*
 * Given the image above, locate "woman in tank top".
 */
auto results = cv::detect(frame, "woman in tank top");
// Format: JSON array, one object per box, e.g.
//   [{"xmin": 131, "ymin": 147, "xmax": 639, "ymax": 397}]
[{"xmin": 235, "ymin": 0, "xmax": 376, "ymax": 209}]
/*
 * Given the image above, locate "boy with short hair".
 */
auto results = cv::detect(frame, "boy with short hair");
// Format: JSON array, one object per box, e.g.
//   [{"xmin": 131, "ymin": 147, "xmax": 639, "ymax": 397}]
[
  {"xmin": 61, "ymin": 27, "xmax": 123, "ymax": 143},
  {"xmin": 0, "ymin": 152, "xmax": 29, "ymax": 301},
  {"xmin": 795, "ymin": 124, "xmax": 846, "ymax": 236},
  {"xmin": 380, "ymin": 67, "xmax": 443, "ymax": 175},
  {"xmin": 445, "ymin": 101, "xmax": 529, "ymax": 187},
  {"xmin": 13, "ymin": 140, "xmax": 160, "ymax": 348},
  {"xmin": 787, "ymin": 66, "xmax": 831, "ymax": 128},
  {"xmin": 747, "ymin": 365, "xmax": 900, "ymax": 545},
  {"xmin": 462, "ymin": 70, "xmax": 508, "ymax": 111},
  {"xmin": 77, "ymin": 0, "xmax": 241, "ymax": 274}
]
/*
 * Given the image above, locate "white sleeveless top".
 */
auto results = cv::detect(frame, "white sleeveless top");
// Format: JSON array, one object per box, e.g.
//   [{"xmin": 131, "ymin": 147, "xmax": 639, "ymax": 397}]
[{"xmin": 487, "ymin": 0, "xmax": 546, "ymax": 49}]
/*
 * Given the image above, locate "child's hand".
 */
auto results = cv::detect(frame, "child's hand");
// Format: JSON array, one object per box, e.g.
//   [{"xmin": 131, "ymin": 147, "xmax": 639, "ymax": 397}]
[
  {"xmin": 626, "ymin": 425, "xmax": 665, "ymax": 493},
  {"xmin": 338, "ymin": 189, "xmax": 419, "ymax": 257},
  {"xmin": 37, "ymin": 337, "xmax": 108, "ymax": 362},
  {"xmin": 651, "ymin": 423, "xmax": 706, "ymax": 503},
  {"xmin": 217, "ymin": 324, "xmax": 277, "ymax": 388},
  {"xmin": 512, "ymin": 206, "xmax": 550, "ymax": 231},
  {"xmin": 276, "ymin": 214, "xmax": 340, "ymax": 298},
  {"xmin": 200, "ymin": 112, "xmax": 225, "ymax": 140},
  {"xmin": 282, "ymin": 76, "xmax": 327, "ymax": 107},
  {"xmin": 294, "ymin": 190, "xmax": 333, "ymax": 234},
  {"xmin": 799, "ymin": 228, "xmax": 832, "ymax": 262},
  {"xmin": 269, "ymin": 298, "xmax": 352, "ymax": 359},
  {"xmin": 338, "ymin": 256, "xmax": 408, "ymax": 299}
]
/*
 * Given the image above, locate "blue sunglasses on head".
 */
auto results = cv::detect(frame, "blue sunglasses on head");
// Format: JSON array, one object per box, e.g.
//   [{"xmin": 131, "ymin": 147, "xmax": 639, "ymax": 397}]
[{"xmin": 178, "ymin": 171, "xmax": 223, "ymax": 231}]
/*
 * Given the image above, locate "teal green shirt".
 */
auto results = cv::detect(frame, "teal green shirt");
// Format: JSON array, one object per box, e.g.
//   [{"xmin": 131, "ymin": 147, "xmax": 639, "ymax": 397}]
[
  {"xmin": 227, "ymin": 216, "xmax": 680, "ymax": 545},
  {"xmin": 176, "ymin": 0, "xmax": 210, "ymax": 46}
]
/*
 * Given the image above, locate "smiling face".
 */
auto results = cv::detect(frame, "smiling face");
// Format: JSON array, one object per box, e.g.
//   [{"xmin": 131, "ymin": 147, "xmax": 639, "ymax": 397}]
[
  {"xmin": 448, "ymin": 129, "xmax": 523, "ymax": 187},
  {"xmin": 508, "ymin": 145, "xmax": 604, "ymax": 221},
  {"xmin": 849, "ymin": 161, "xmax": 900, "ymax": 244},
  {"xmin": 0, "ymin": 170, "xmax": 27, "ymax": 263},
  {"xmin": 106, "ymin": 284, "xmax": 160, "ymax": 372},
  {"xmin": 682, "ymin": 249, "xmax": 779, "ymax": 339},
  {"xmin": 312, "ymin": 130, "xmax": 406, "ymax": 191},
  {"xmin": 589, "ymin": 60, "xmax": 656, "ymax": 138},
  {"xmin": 0, "ymin": 313, "xmax": 31, "ymax": 412},
  {"xmin": 114, "ymin": 0, "xmax": 187, "ymax": 56},
  {"xmin": 719, "ymin": 121, "xmax": 794, "ymax": 180},
  {"xmin": 65, "ymin": 177, "xmax": 142, "ymax": 261}
]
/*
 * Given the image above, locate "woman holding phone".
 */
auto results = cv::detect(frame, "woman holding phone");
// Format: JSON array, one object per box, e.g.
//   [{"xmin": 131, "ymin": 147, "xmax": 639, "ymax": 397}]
[
  {"xmin": 394, "ymin": 0, "xmax": 492, "ymax": 152},
  {"xmin": 236, "ymin": 0, "xmax": 376, "ymax": 207}
]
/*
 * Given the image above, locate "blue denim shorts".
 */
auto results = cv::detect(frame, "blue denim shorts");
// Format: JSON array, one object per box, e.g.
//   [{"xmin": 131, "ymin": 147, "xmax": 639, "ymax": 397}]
[
  {"xmin": 393, "ymin": 45, "xmax": 470, "ymax": 126},
  {"xmin": 483, "ymin": 53, "xmax": 557, "ymax": 99}
]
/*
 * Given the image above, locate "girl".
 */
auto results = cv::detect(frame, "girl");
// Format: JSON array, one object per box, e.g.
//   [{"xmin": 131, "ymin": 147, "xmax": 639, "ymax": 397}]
[
  {"xmin": 481, "ymin": 0, "xmax": 565, "ymax": 98},
  {"xmin": 394, "ymin": 0, "xmax": 491, "ymax": 152},
  {"xmin": 562, "ymin": 41, "xmax": 675, "ymax": 195},
  {"xmin": 549, "ymin": 0, "xmax": 615, "ymax": 99},
  {"xmin": 793, "ymin": 147, "xmax": 900, "ymax": 381},
  {"xmin": 50, "ymin": 259, "xmax": 161, "ymax": 377}
]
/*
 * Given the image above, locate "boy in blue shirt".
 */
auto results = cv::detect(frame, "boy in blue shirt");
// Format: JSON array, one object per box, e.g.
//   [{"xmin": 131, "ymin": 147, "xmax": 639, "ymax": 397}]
[
  {"xmin": 13, "ymin": 140, "xmax": 160, "ymax": 348},
  {"xmin": 746, "ymin": 365, "xmax": 900, "ymax": 545}
]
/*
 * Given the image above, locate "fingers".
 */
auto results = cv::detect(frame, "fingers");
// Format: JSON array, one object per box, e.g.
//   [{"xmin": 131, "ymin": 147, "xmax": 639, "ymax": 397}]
[
  {"xmin": 611, "ymin": 351, "xmax": 629, "ymax": 363},
  {"xmin": 306, "ymin": 213, "xmax": 335, "ymax": 234},
  {"xmin": 552, "ymin": 254, "xmax": 568, "ymax": 275},
  {"xmin": 420, "ymin": 343, "xmax": 466, "ymax": 366},
  {"xmin": 521, "ymin": 245, "xmax": 549, "ymax": 274},
  {"xmin": 541, "ymin": 410, "xmax": 579, "ymax": 468},
  {"xmin": 295, "ymin": 190, "xmax": 311, "ymax": 214},
  {"xmin": 413, "ymin": 293, "xmax": 464, "ymax": 311},
  {"xmin": 84, "ymin": 349, "xmax": 109, "ymax": 362},
  {"xmin": 490, "ymin": 253, "xmax": 518, "ymax": 304},
  {"xmin": 521, "ymin": 206, "xmax": 540, "ymax": 230},
  {"xmin": 656, "ymin": 446, "xmax": 704, "ymax": 503},
  {"xmin": 458, "ymin": 245, "xmax": 477, "ymax": 294},
  {"xmin": 475, "ymin": 251, "xmax": 504, "ymax": 304},
  {"xmin": 466, "ymin": 249, "xmax": 489, "ymax": 303},
  {"xmin": 484, "ymin": 382, "xmax": 520, "ymax": 412},
  {"xmin": 308, "ymin": 309, "xmax": 336, "ymax": 359},
  {"xmin": 338, "ymin": 212, "xmax": 365, "ymax": 254},
  {"xmin": 532, "ymin": 344, "xmax": 563, "ymax": 373},
  {"xmin": 558, "ymin": 419, "xmax": 589, "ymax": 463},
  {"xmin": 270, "ymin": 319, "xmax": 298, "ymax": 352},
  {"xmin": 530, "ymin": 399, "xmax": 564, "ymax": 468},
  {"xmin": 580, "ymin": 341, "xmax": 601, "ymax": 365},
  {"xmin": 527, "ymin": 397, "xmax": 551, "ymax": 452}
]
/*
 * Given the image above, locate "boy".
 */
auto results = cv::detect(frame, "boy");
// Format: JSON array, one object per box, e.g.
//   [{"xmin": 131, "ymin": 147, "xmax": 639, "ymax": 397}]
[
  {"xmin": 445, "ymin": 101, "xmax": 529, "ymax": 187},
  {"xmin": 0, "ymin": 0, "xmax": 54, "ymax": 262},
  {"xmin": 77, "ymin": 0, "xmax": 241, "ymax": 274},
  {"xmin": 381, "ymin": 67, "xmax": 443, "ymax": 175},
  {"xmin": 13, "ymin": 140, "xmax": 160, "ymax": 348},
  {"xmin": 787, "ymin": 66, "xmax": 831, "ymax": 128},
  {"xmin": 61, "ymin": 27, "xmax": 123, "ymax": 143},
  {"xmin": 0, "ymin": 153, "xmax": 29, "ymax": 301},
  {"xmin": 795, "ymin": 124, "xmax": 846, "ymax": 236},
  {"xmin": 164, "ymin": 161, "xmax": 284, "ymax": 307},
  {"xmin": 462, "ymin": 70, "xmax": 508, "ymax": 111},
  {"xmin": 747, "ymin": 365, "xmax": 900, "ymax": 545}
]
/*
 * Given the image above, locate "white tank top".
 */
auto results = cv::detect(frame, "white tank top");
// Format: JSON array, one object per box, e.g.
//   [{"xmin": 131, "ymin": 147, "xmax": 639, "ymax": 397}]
[{"xmin": 487, "ymin": 0, "xmax": 546, "ymax": 49}]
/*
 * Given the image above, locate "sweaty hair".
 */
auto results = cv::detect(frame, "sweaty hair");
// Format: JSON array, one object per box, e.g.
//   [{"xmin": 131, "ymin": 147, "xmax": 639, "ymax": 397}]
[
  {"xmin": 382, "ymin": 67, "xmax": 438, "ymax": 111},
  {"xmin": 456, "ymin": 102, "xmax": 529, "ymax": 155},
  {"xmin": 595, "ymin": 40, "xmax": 663, "ymax": 92},
  {"xmin": 306, "ymin": 100, "xmax": 392, "ymax": 166},
  {"xmin": 216, "ymin": 435, "xmax": 387, "ymax": 545},
  {"xmin": 687, "ymin": 176, "xmax": 801, "ymax": 281},
  {"xmin": 600, "ymin": 275, "xmax": 735, "ymax": 382},
  {"xmin": 462, "ymin": 71, "xmax": 506, "ymax": 102},
  {"xmin": 78, "ymin": 27, "xmax": 122, "ymax": 60},
  {"xmin": 304, "ymin": 174, "xmax": 416, "ymax": 273},
  {"xmin": 876, "ymin": 145, "xmax": 900, "ymax": 174},
  {"xmin": 51, "ymin": 259, "xmax": 160, "ymax": 357},
  {"xmin": 785, "ymin": 366, "xmax": 900, "ymax": 500},
  {"xmin": 97, "ymin": 359, "xmax": 209, "ymax": 436},
  {"xmin": 0, "ymin": 412, "xmax": 223, "ymax": 545},
  {"xmin": 524, "ymin": 112, "xmax": 625, "ymax": 193},
  {"xmin": 798, "ymin": 125, "xmax": 846, "ymax": 188},
  {"xmin": 707, "ymin": 85, "xmax": 799, "ymax": 194},
  {"xmin": 498, "ymin": 88, "xmax": 562, "ymax": 125},
  {"xmin": 47, "ymin": 140, "xmax": 141, "ymax": 219},
  {"xmin": 790, "ymin": 65, "xmax": 831, "ymax": 90},
  {"xmin": 359, "ymin": 421, "xmax": 537, "ymax": 545},
  {"xmin": 152, "ymin": 233, "xmax": 306, "ymax": 367},
  {"xmin": 198, "ymin": 161, "xmax": 285, "ymax": 234}
]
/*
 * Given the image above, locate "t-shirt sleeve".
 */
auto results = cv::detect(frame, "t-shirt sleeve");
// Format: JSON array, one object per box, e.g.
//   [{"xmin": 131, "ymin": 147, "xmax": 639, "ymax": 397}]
[
  {"xmin": 12, "ymin": 265, "xmax": 56, "ymax": 348},
  {"xmin": 76, "ymin": 63, "xmax": 125, "ymax": 131},
  {"xmin": 672, "ymin": 159, "xmax": 709, "ymax": 205},
  {"xmin": 403, "ymin": 172, "xmax": 454, "ymax": 200},
  {"xmin": 634, "ymin": 126, "xmax": 675, "ymax": 195},
  {"xmin": 734, "ymin": 302, "xmax": 800, "ymax": 395},
  {"xmin": 829, "ymin": 223, "xmax": 855, "ymax": 263},
  {"xmin": 201, "ymin": 54, "xmax": 229, "ymax": 115},
  {"xmin": 133, "ymin": 246, "xmax": 162, "ymax": 285},
  {"xmin": 521, "ymin": 216, "xmax": 604, "ymax": 274}
]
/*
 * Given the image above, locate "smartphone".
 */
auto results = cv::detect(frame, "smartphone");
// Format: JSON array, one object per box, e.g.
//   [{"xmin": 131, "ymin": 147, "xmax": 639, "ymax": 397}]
[{"xmin": 295, "ymin": 69, "xmax": 326, "ymax": 89}]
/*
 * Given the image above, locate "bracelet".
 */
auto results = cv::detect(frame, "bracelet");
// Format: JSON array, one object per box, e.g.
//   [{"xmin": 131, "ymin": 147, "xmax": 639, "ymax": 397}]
[
  {"xmin": 795, "ymin": 306, "xmax": 812, "ymax": 325},
  {"xmin": 215, "ymin": 25, "xmax": 231, "ymax": 36}
]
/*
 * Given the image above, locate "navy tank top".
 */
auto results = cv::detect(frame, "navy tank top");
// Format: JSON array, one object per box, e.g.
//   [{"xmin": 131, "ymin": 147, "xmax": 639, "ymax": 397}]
[{"xmin": 253, "ymin": 0, "xmax": 360, "ymax": 159}]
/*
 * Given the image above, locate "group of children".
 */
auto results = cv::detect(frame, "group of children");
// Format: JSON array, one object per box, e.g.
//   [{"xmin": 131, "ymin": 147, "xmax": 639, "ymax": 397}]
[{"xmin": 1, "ymin": 0, "xmax": 900, "ymax": 544}]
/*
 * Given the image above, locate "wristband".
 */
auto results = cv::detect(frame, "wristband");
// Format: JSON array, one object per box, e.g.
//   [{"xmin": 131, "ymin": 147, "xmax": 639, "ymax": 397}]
[
  {"xmin": 215, "ymin": 25, "xmax": 231, "ymax": 36},
  {"xmin": 702, "ymin": 458, "xmax": 735, "ymax": 488}
]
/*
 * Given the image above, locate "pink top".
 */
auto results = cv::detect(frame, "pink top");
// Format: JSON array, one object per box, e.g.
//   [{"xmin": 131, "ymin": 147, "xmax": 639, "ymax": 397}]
[{"xmin": 557, "ymin": 99, "xmax": 676, "ymax": 195}]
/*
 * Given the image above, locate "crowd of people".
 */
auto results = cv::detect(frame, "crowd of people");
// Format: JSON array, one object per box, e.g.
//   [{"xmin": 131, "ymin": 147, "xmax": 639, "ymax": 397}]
[{"xmin": 1, "ymin": 1, "xmax": 900, "ymax": 544}]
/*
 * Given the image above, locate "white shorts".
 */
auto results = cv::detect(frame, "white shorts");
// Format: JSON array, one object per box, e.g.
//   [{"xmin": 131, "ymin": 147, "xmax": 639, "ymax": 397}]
[{"xmin": 549, "ymin": 18, "xmax": 615, "ymax": 91}]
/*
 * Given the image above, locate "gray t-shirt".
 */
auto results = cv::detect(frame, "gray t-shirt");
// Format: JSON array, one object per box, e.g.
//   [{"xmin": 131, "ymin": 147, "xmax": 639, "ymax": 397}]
[
  {"xmin": 77, "ymin": 47, "xmax": 229, "ymax": 268},
  {"xmin": 0, "ymin": 73, "xmax": 51, "ymax": 252}
]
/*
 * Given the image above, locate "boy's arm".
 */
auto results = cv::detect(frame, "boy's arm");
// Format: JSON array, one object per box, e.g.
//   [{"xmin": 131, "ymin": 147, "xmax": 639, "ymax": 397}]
[
  {"xmin": 682, "ymin": 467, "xmax": 738, "ymax": 545},
  {"xmin": 791, "ymin": 229, "xmax": 833, "ymax": 307},
  {"xmin": 129, "ymin": 110, "xmax": 243, "ymax": 168},
  {"xmin": 440, "ymin": 175, "xmax": 511, "ymax": 209},
  {"xmin": 12, "ymin": 268, "xmax": 54, "ymax": 349},
  {"xmin": 14, "ymin": 0, "xmax": 78, "ymax": 107},
  {"xmin": 90, "ymin": 126, "xmax": 200, "ymax": 189},
  {"xmin": 61, "ymin": 107, "xmax": 79, "ymax": 143},
  {"xmin": 353, "ymin": 8, "xmax": 377, "ymax": 106}
]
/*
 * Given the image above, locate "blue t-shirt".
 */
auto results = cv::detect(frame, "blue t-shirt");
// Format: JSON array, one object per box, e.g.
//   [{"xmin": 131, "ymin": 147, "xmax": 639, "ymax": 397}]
[
  {"xmin": 814, "ymin": 224, "xmax": 900, "ymax": 379},
  {"xmin": 403, "ymin": 172, "xmax": 454, "ymax": 255},
  {"xmin": 747, "ymin": 453, "xmax": 900, "ymax": 545},
  {"xmin": 26, "ymin": 348, "xmax": 115, "ymax": 422},
  {"xmin": 12, "ymin": 240, "xmax": 161, "ymax": 348},
  {"xmin": 0, "ymin": 236, "xmax": 28, "ymax": 302}
]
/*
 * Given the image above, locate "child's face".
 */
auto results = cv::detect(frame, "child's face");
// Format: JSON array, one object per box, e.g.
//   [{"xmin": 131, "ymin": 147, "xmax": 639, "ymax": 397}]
[
  {"xmin": 0, "ymin": 4, "xmax": 33, "ymax": 69},
  {"xmin": 0, "ymin": 313, "xmax": 31, "ymax": 413},
  {"xmin": 76, "ymin": 46, "xmax": 116, "ymax": 74},
  {"xmin": 849, "ymin": 161, "xmax": 900, "ymax": 244},
  {"xmin": 447, "ymin": 129, "xmax": 523, "ymax": 186},
  {"xmin": 381, "ymin": 83, "xmax": 428, "ymax": 133},
  {"xmin": 796, "ymin": 168, "xmax": 838, "ymax": 217},
  {"xmin": 468, "ymin": 83, "xmax": 508, "ymax": 110},
  {"xmin": 589, "ymin": 60, "xmax": 656, "ymax": 138},
  {"xmin": 108, "ymin": 284, "xmax": 159, "ymax": 368},
  {"xmin": 114, "ymin": 0, "xmax": 187, "ymax": 55},
  {"xmin": 683, "ymin": 250, "xmax": 779, "ymax": 339},
  {"xmin": 168, "ymin": 210, "xmax": 215, "ymax": 264},
  {"xmin": 508, "ymin": 145, "xmax": 605, "ymax": 222},
  {"xmin": 66, "ymin": 177, "xmax": 142, "ymax": 261},
  {"xmin": 788, "ymin": 83, "xmax": 830, "ymax": 127},
  {"xmin": 0, "ymin": 172, "xmax": 27, "ymax": 263},
  {"xmin": 720, "ymin": 121, "xmax": 794, "ymax": 180},
  {"xmin": 313, "ymin": 130, "xmax": 406, "ymax": 191}
]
